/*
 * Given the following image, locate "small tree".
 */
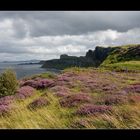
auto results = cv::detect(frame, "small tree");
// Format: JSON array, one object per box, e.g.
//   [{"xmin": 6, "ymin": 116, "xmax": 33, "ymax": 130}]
[{"xmin": 0, "ymin": 69, "xmax": 18, "ymax": 97}]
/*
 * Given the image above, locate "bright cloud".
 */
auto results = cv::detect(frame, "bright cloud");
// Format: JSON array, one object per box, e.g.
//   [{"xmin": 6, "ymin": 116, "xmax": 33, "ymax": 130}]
[{"xmin": 0, "ymin": 11, "xmax": 140, "ymax": 61}]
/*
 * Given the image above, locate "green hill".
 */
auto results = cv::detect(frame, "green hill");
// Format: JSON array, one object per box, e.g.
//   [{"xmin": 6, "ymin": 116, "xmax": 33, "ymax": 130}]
[
  {"xmin": 100, "ymin": 44, "xmax": 140, "ymax": 71},
  {"xmin": 0, "ymin": 44, "xmax": 140, "ymax": 128},
  {"xmin": 0, "ymin": 68, "xmax": 140, "ymax": 128}
]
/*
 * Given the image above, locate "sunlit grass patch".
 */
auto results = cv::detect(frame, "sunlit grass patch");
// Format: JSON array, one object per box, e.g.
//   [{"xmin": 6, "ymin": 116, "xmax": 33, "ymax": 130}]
[{"xmin": 101, "ymin": 61, "xmax": 140, "ymax": 72}]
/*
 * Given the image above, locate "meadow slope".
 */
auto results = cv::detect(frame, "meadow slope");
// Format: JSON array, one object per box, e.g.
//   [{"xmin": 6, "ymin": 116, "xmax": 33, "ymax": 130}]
[
  {"xmin": 0, "ymin": 68, "xmax": 140, "ymax": 128},
  {"xmin": 101, "ymin": 44, "xmax": 140, "ymax": 72}
]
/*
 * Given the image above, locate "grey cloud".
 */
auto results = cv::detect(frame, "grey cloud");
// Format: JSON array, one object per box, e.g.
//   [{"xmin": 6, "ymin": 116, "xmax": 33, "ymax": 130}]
[
  {"xmin": 0, "ymin": 11, "xmax": 140, "ymax": 37},
  {"xmin": 0, "ymin": 11, "xmax": 140, "ymax": 61}
]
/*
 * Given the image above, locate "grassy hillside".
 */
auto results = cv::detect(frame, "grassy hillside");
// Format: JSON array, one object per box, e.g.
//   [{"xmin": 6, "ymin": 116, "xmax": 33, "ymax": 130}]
[
  {"xmin": 0, "ymin": 68, "xmax": 140, "ymax": 128},
  {"xmin": 0, "ymin": 44, "xmax": 140, "ymax": 128},
  {"xmin": 100, "ymin": 44, "xmax": 140, "ymax": 71}
]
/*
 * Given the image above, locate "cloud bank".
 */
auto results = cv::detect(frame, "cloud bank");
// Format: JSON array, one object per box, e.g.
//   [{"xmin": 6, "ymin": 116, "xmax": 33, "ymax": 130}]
[{"xmin": 0, "ymin": 11, "xmax": 140, "ymax": 61}]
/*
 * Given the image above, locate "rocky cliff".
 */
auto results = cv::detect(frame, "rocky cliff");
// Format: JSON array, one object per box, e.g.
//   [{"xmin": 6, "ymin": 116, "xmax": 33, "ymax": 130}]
[
  {"xmin": 41, "ymin": 44, "xmax": 140, "ymax": 70},
  {"xmin": 41, "ymin": 46, "xmax": 114, "ymax": 69}
]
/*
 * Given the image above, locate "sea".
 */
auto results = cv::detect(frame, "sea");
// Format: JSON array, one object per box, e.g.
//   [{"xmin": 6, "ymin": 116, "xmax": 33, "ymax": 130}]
[{"xmin": 0, "ymin": 61, "xmax": 60, "ymax": 79}]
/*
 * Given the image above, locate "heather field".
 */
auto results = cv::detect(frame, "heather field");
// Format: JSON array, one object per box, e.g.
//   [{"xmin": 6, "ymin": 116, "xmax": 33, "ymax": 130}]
[{"xmin": 0, "ymin": 67, "xmax": 139, "ymax": 129}]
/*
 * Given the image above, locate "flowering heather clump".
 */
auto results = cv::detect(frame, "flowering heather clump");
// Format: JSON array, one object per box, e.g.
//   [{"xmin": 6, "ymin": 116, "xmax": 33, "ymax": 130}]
[
  {"xmin": 59, "ymin": 93, "xmax": 92, "ymax": 107},
  {"xmin": 22, "ymin": 79, "xmax": 55, "ymax": 89},
  {"xmin": 80, "ymin": 87, "xmax": 92, "ymax": 93},
  {"xmin": 59, "ymin": 72, "xmax": 78, "ymax": 79},
  {"xmin": 0, "ymin": 95, "xmax": 15, "ymax": 106},
  {"xmin": 0, "ymin": 95, "xmax": 15, "ymax": 116},
  {"xmin": 57, "ymin": 75, "xmax": 71, "ymax": 82},
  {"xmin": 28, "ymin": 97, "xmax": 49, "ymax": 109},
  {"xmin": 50, "ymin": 86, "xmax": 70, "ymax": 97},
  {"xmin": 55, "ymin": 79, "xmax": 75, "ymax": 88},
  {"xmin": 36, "ymin": 79, "xmax": 55, "ymax": 89},
  {"xmin": 16, "ymin": 86, "xmax": 35, "ymax": 99},
  {"xmin": 76, "ymin": 104, "xmax": 112, "ymax": 115},
  {"xmin": 50, "ymin": 86, "xmax": 70, "ymax": 93},
  {"xmin": 64, "ymin": 72, "xmax": 78, "ymax": 77},
  {"xmin": 54, "ymin": 92, "xmax": 70, "ymax": 97},
  {"xmin": 124, "ymin": 83, "xmax": 140, "ymax": 93},
  {"xmin": 56, "ymin": 72, "xmax": 78, "ymax": 85},
  {"xmin": 21, "ymin": 80, "xmax": 36, "ymax": 87},
  {"xmin": 84, "ymin": 82, "xmax": 99, "ymax": 91},
  {"xmin": 103, "ymin": 95, "xmax": 128, "ymax": 105},
  {"xmin": 117, "ymin": 90, "xmax": 128, "ymax": 95},
  {"xmin": 0, "ymin": 105, "xmax": 11, "ymax": 116},
  {"xmin": 101, "ymin": 84, "xmax": 117, "ymax": 92}
]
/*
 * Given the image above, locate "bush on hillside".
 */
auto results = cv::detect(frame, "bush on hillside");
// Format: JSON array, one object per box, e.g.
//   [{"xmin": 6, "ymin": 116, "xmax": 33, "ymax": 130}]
[
  {"xmin": 28, "ymin": 97, "xmax": 50, "ymax": 109},
  {"xmin": 59, "ymin": 93, "xmax": 92, "ymax": 107},
  {"xmin": 0, "ymin": 69, "xmax": 18, "ymax": 97},
  {"xmin": 76, "ymin": 104, "xmax": 112, "ymax": 115},
  {"xmin": 21, "ymin": 79, "xmax": 55, "ymax": 89},
  {"xmin": 16, "ymin": 86, "xmax": 35, "ymax": 99}
]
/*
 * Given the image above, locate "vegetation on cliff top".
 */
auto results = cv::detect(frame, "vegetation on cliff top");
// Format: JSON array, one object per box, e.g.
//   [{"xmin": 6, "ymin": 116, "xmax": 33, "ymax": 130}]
[{"xmin": 101, "ymin": 44, "xmax": 140, "ymax": 71}]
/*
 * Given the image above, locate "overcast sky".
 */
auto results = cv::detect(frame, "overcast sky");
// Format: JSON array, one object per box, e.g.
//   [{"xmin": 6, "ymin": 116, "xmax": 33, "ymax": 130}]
[{"xmin": 0, "ymin": 11, "xmax": 140, "ymax": 61}]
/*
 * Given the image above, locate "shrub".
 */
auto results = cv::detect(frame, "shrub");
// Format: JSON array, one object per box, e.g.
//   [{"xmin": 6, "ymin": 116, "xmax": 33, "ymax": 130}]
[
  {"xmin": 36, "ymin": 79, "xmax": 55, "ymax": 89},
  {"xmin": 54, "ymin": 92, "xmax": 70, "ymax": 97},
  {"xmin": 0, "ymin": 95, "xmax": 15, "ymax": 105},
  {"xmin": 124, "ymin": 83, "xmax": 140, "ymax": 93},
  {"xmin": 76, "ymin": 104, "xmax": 112, "ymax": 115},
  {"xmin": 0, "ymin": 95, "xmax": 14, "ymax": 116},
  {"xmin": 22, "ymin": 79, "xmax": 55, "ymax": 89},
  {"xmin": 103, "ymin": 95, "xmax": 128, "ymax": 105},
  {"xmin": 16, "ymin": 86, "xmax": 35, "ymax": 99},
  {"xmin": 59, "ymin": 93, "xmax": 92, "ymax": 107},
  {"xmin": 50, "ymin": 86, "xmax": 69, "ymax": 92},
  {"xmin": 21, "ymin": 80, "xmax": 36, "ymax": 87},
  {"xmin": 0, "ymin": 69, "xmax": 18, "ymax": 97},
  {"xmin": 101, "ymin": 84, "xmax": 117, "ymax": 92},
  {"xmin": 57, "ymin": 75, "xmax": 71, "ymax": 82},
  {"xmin": 28, "ymin": 97, "xmax": 49, "ymax": 109},
  {"xmin": 50, "ymin": 86, "xmax": 70, "ymax": 97}
]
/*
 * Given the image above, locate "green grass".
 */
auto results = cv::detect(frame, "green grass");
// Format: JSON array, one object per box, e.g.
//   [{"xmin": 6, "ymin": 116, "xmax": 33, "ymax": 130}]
[
  {"xmin": 118, "ymin": 44, "xmax": 140, "ymax": 49},
  {"xmin": 101, "ymin": 61, "xmax": 140, "ymax": 71},
  {"xmin": 0, "ymin": 67, "xmax": 140, "ymax": 129},
  {"xmin": 0, "ymin": 91, "xmax": 76, "ymax": 128},
  {"xmin": 101, "ymin": 44, "xmax": 140, "ymax": 70}
]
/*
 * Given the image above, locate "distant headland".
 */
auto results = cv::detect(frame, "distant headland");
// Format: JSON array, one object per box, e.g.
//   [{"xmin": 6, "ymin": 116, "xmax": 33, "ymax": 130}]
[{"xmin": 41, "ymin": 44, "xmax": 140, "ymax": 71}]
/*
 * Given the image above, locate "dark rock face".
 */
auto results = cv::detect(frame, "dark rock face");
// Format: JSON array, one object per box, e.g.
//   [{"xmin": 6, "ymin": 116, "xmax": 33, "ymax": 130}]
[
  {"xmin": 85, "ymin": 46, "xmax": 115, "ymax": 66},
  {"xmin": 41, "ymin": 46, "xmax": 117, "ymax": 69}
]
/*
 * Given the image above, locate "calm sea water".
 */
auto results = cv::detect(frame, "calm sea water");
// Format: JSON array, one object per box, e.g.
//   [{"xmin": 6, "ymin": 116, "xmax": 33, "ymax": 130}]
[{"xmin": 0, "ymin": 62, "xmax": 60, "ymax": 79}]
